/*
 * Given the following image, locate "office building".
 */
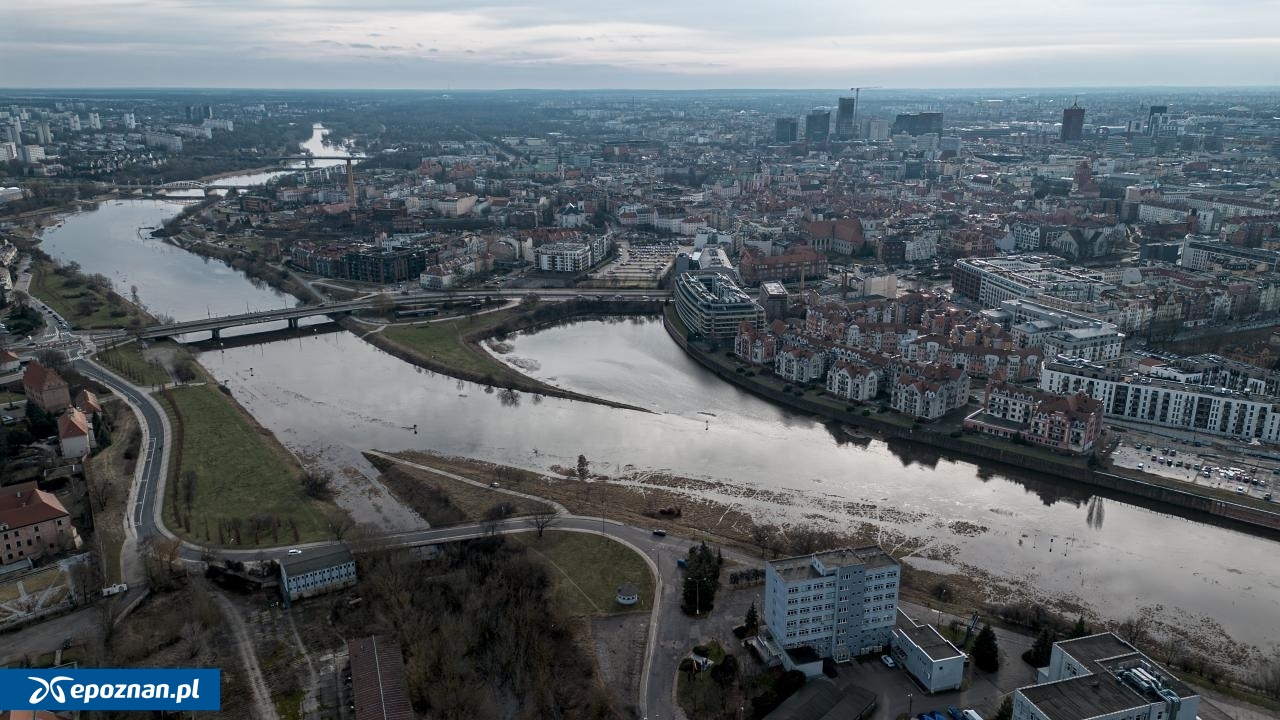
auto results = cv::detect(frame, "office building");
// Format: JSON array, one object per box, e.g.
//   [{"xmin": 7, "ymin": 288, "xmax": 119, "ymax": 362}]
[
  {"xmin": 1060, "ymin": 104, "xmax": 1085, "ymax": 142},
  {"xmin": 835, "ymin": 97, "xmax": 857, "ymax": 140},
  {"xmin": 758, "ymin": 547, "xmax": 900, "ymax": 671},
  {"xmin": 806, "ymin": 110, "xmax": 831, "ymax": 142},
  {"xmin": 1013, "ymin": 633, "xmax": 1199, "ymax": 720},
  {"xmin": 891, "ymin": 610, "xmax": 966, "ymax": 693},
  {"xmin": 775, "ymin": 117, "xmax": 798, "ymax": 143},
  {"xmin": 673, "ymin": 271, "xmax": 765, "ymax": 339},
  {"xmin": 892, "ymin": 112, "xmax": 943, "ymax": 137}
]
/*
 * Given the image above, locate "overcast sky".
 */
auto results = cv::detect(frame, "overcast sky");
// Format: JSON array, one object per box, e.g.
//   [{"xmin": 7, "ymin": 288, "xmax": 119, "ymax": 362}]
[{"xmin": 5, "ymin": 0, "xmax": 1279, "ymax": 89}]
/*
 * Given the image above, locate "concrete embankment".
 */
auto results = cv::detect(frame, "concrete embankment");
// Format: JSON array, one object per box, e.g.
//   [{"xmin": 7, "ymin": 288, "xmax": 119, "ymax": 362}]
[{"xmin": 663, "ymin": 311, "xmax": 1280, "ymax": 535}]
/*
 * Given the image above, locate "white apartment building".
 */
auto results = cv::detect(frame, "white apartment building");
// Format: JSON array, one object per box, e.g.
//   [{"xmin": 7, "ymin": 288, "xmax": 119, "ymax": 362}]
[
  {"xmin": 1014, "ymin": 633, "xmax": 1199, "ymax": 720},
  {"xmin": 1041, "ymin": 360, "xmax": 1280, "ymax": 443},
  {"xmin": 761, "ymin": 547, "xmax": 900, "ymax": 665},
  {"xmin": 536, "ymin": 242, "xmax": 593, "ymax": 272},
  {"xmin": 1041, "ymin": 327, "xmax": 1124, "ymax": 364}
]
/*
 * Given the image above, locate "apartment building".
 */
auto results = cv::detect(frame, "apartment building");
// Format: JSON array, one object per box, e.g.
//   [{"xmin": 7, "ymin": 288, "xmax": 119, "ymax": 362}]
[
  {"xmin": 760, "ymin": 547, "xmax": 900, "ymax": 668},
  {"xmin": 1041, "ymin": 360, "xmax": 1280, "ymax": 443},
  {"xmin": 965, "ymin": 381, "xmax": 1103, "ymax": 454}
]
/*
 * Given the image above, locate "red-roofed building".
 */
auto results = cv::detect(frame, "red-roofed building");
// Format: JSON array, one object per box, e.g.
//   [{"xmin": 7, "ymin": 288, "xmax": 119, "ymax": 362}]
[
  {"xmin": 348, "ymin": 636, "xmax": 413, "ymax": 720},
  {"xmin": 74, "ymin": 389, "xmax": 101, "ymax": 416},
  {"xmin": 0, "ymin": 349, "xmax": 19, "ymax": 374},
  {"xmin": 0, "ymin": 481, "xmax": 82, "ymax": 564},
  {"xmin": 964, "ymin": 381, "xmax": 1103, "ymax": 454},
  {"xmin": 22, "ymin": 361, "xmax": 70, "ymax": 412},
  {"xmin": 58, "ymin": 407, "xmax": 94, "ymax": 458}
]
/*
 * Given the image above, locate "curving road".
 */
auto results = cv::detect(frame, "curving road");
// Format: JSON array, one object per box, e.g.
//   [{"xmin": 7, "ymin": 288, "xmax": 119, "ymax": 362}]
[{"xmin": 73, "ymin": 357, "xmax": 724, "ymax": 718}]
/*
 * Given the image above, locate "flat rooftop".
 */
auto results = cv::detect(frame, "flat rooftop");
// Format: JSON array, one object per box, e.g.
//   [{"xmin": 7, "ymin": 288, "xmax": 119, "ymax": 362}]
[
  {"xmin": 898, "ymin": 622, "xmax": 965, "ymax": 662},
  {"xmin": 1019, "ymin": 673, "xmax": 1144, "ymax": 720},
  {"xmin": 770, "ymin": 546, "xmax": 897, "ymax": 581}
]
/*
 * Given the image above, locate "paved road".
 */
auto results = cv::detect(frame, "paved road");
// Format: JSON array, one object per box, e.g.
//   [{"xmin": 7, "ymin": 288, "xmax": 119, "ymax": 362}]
[{"xmin": 0, "ymin": 607, "xmax": 100, "ymax": 665}]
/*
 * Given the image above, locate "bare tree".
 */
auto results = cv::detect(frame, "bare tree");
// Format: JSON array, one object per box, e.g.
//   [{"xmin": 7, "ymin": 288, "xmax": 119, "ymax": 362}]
[
  {"xmin": 749, "ymin": 523, "xmax": 778, "ymax": 558},
  {"xmin": 527, "ymin": 509, "xmax": 559, "ymax": 539},
  {"xmin": 327, "ymin": 509, "xmax": 357, "ymax": 540}
]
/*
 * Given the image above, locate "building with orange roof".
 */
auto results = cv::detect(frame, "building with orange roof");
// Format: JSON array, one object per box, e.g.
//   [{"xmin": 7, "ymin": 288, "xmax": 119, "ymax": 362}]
[
  {"xmin": 57, "ymin": 407, "xmax": 94, "ymax": 458},
  {"xmin": 22, "ymin": 360, "xmax": 70, "ymax": 413},
  {"xmin": 0, "ymin": 481, "xmax": 82, "ymax": 564},
  {"xmin": 0, "ymin": 348, "xmax": 20, "ymax": 374},
  {"xmin": 74, "ymin": 388, "xmax": 101, "ymax": 416}
]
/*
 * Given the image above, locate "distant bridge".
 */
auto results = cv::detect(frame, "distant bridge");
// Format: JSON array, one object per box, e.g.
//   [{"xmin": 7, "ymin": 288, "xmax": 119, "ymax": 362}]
[{"xmin": 105, "ymin": 298, "xmax": 379, "ymax": 341}]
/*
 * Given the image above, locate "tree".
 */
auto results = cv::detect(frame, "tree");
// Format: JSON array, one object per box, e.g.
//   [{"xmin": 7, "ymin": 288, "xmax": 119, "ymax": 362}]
[
  {"xmin": 327, "ymin": 509, "xmax": 356, "ymax": 540},
  {"xmin": 1022, "ymin": 628, "xmax": 1055, "ymax": 668},
  {"xmin": 682, "ymin": 541, "xmax": 721, "ymax": 615},
  {"xmin": 527, "ymin": 508, "xmax": 558, "ymax": 538},
  {"xmin": 1068, "ymin": 615, "xmax": 1090, "ymax": 639},
  {"xmin": 576, "ymin": 454, "xmax": 589, "ymax": 481},
  {"xmin": 301, "ymin": 467, "xmax": 333, "ymax": 500},
  {"xmin": 744, "ymin": 601, "xmax": 759, "ymax": 636},
  {"xmin": 973, "ymin": 623, "xmax": 1000, "ymax": 672},
  {"xmin": 748, "ymin": 523, "xmax": 777, "ymax": 558}
]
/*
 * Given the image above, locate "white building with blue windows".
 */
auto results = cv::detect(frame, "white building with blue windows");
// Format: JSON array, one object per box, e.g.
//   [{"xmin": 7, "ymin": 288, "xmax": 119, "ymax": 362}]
[
  {"xmin": 759, "ymin": 547, "xmax": 899, "ymax": 671},
  {"xmin": 279, "ymin": 543, "xmax": 357, "ymax": 605}
]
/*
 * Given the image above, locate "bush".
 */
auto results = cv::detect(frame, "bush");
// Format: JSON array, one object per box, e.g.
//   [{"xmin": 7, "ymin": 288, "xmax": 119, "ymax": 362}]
[{"xmin": 692, "ymin": 645, "xmax": 710, "ymax": 658}]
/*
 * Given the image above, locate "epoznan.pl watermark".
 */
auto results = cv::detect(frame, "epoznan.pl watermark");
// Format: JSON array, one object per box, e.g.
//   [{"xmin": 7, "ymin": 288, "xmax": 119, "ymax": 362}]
[{"xmin": 0, "ymin": 669, "xmax": 221, "ymax": 711}]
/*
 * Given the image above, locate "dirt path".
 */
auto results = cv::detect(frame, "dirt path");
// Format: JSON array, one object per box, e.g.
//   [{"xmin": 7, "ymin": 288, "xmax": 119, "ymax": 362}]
[{"xmin": 214, "ymin": 593, "xmax": 280, "ymax": 720}]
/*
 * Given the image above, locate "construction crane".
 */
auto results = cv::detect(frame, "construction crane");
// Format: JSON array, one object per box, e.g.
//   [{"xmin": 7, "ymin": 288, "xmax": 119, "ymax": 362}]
[{"xmin": 849, "ymin": 86, "xmax": 883, "ymax": 139}]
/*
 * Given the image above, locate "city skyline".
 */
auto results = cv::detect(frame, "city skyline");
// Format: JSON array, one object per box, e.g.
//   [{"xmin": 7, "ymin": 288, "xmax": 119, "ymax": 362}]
[{"xmin": 5, "ymin": 0, "xmax": 1280, "ymax": 89}]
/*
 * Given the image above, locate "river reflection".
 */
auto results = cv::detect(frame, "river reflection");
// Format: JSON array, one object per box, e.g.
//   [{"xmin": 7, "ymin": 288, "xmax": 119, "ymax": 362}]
[{"xmin": 192, "ymin": 324, "xmax": 1280, "ymax": 651}]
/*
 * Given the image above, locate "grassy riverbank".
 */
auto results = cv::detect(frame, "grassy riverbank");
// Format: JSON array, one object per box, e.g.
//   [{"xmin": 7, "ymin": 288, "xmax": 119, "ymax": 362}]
[
  {"xmin": 27, "ymin": 253, "xmax": 153, "ymax": 329},
  {"xmin": 159, "ymin": 381, "xmax": 333, "ymax": 547},
  {"xmin": 366, "ymin": 300, "xmax": 658, "ymax": 412}
]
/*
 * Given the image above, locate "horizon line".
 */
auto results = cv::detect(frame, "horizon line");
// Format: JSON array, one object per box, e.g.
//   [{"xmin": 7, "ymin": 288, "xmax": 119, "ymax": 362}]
[{"xmin": 3, "ymin": 84, "xmax": 1280, "ymax": 94}]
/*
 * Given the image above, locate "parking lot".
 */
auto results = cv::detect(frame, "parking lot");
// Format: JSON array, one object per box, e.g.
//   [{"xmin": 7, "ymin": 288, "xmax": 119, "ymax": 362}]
[
  {"xmin": 1108, "ymin": 427, "xmax": 1277, "ymax": 501},
  {"xmin": 588, "ymin": 241, "xmax": 680, "ymax": 286}
]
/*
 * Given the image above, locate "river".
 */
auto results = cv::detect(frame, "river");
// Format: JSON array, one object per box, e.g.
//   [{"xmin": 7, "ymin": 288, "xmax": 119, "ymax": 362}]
[{"xmin": 34, "ymin": 200, "xmax": 1280, "ymax": 660}]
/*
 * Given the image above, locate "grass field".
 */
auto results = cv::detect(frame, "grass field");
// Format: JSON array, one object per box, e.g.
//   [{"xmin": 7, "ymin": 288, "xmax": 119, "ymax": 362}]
[
  {"xmin": 29, "ymin": 259, "xmax": 150, "ymax": 329},
  {"xmin": 380, "ymin": 309, "xmax": 529, "ymax": 384},
  {"xmin": 161, "ymin": 383, "xmax": 331, "ymax": 546},
  {"xmin": 96, "ymin": 343, "xmax": 172, "ymax": 387},
  {"xmin": 512, "ymin": 530, "xmax": 654, "ymax": 618}
]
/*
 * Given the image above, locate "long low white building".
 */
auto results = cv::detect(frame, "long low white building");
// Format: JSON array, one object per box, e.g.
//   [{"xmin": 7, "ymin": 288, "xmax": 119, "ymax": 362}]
[
  {"xmin": 891, "ymin": 610, "xmax": 965, "ymax": 693},
  {"xmin": 1041, "ymin": 360, "xmax": 1280, "ymax": 443}
]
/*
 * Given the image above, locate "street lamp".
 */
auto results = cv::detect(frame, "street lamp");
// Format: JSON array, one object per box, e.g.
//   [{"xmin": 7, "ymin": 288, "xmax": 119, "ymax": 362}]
[{"xmin": 908, "ymin": 693, "xmax": 913, "ymax": 718}]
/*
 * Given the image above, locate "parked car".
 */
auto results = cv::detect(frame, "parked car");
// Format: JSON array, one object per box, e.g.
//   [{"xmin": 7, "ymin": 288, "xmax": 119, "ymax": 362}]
[
  {"xmin": 652, "ymin": 529, "xmax": 667, "ymax": 537},
  {"xmin": 1237, "ymin": 486, "xmax": 1246, "ymax": 494},
  {"xmin": 947, "ymin": 708, "xmax": 964, "ymax": 720},
  {"xmin": 880, "ymin": 655, "xmax": 896, "ymax": 668}
]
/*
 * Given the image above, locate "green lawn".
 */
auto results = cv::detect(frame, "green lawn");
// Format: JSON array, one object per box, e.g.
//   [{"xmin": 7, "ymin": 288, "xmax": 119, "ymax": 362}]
[
  {"xmin": 161, "ymin": 383, "xmax": 330, "ymax": 546},
  {"xmin": 513, "ymin": 530, "xmax": 654, "ymax": 617},
  {"xmin": 29, "ymin": 259, "xmax": 150, "ymax": 329},
  {"xmin": 96, "ymin": 343, "xmax": 172, "ymax": 387},
  {"xmin": 381, "ymin": 309, "xmax": 531, "ymax": 384}
]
